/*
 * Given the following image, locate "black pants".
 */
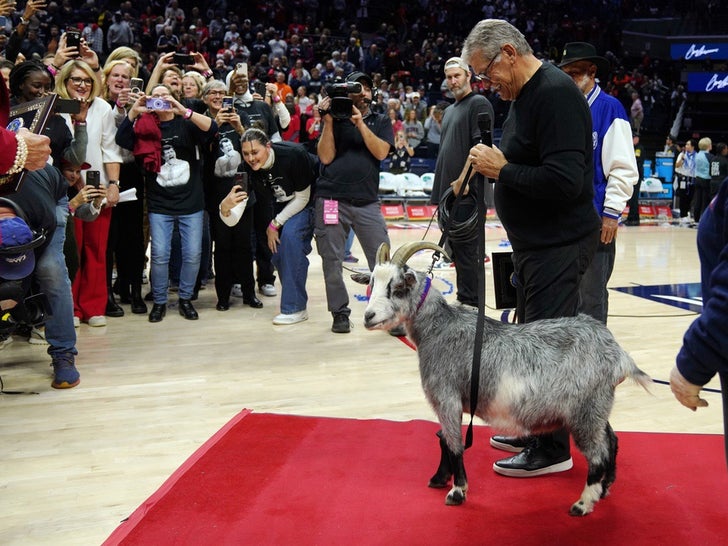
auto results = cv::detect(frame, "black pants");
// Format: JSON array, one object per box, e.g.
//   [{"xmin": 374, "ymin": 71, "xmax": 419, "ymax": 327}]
[
  {"xmin": 449, "ymin": 199, "xmax": 480, "ymax": 307},
  {"xmin": 210, "ymin": 207, "xmax": 256, "ymax": 304},
  {"xmin": 513, "ymin": 230, "xmax": 600, "ymax": 455},
  {"xmin": 252, "ymin": 198, "xmax": 276, "ymax": 288}
]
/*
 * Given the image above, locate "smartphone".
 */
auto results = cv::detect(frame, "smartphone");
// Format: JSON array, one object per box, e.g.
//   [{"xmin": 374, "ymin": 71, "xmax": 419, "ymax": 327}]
[
  {"xmin": 222, "ymin": 96, "xmax": 234, "ymax": 111},
  {"xmin": 253, "ymin": 81, "xmax": 266, "ymax": 97},
  {"xmin": 130, "ymin": 77, "xmax": 144, "ymax": 94},
  {"xmin": 66, "ymin": 28, "xmax": 81, "ymax": 52},
  {"xmin": 86, "ymin": 170, "xmax": 100, "ymax": 188},
  {"xmin": 236, "ymin": 62, "xmax": 247, "ymax": 76},
  {"xmin": 235, "ymin": 171, "xmax": 248, "ymax": 193},
  {"xmin": 146, "ymin": 97, "xmax": 171, "ymax": 110},
  {"xmin": 173, "ymin": 53, "xmax": 194, "ymax": 66}
]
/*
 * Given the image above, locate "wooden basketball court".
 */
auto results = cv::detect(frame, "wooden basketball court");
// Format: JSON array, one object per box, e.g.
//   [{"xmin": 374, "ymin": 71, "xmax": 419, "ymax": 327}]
[{"xmin": 0, "ymin": 220, "xmax": 723, "ymax": 545}]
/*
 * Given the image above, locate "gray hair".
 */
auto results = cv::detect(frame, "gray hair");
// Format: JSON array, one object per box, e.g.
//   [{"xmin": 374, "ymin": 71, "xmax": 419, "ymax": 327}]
[
  {"xmin": 202, "ymin": 79, "xmax": 227, "ymax": 97},
  {"xmin": 462, "ymin": 19, "xmax": 532, "ymax": 63}
]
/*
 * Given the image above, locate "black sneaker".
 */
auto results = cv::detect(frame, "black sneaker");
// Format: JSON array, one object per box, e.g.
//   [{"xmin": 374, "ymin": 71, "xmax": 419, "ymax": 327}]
[
  {"xmin": 490, "ymin": 435, "xmax": 530, "ymax": 453},
  {"xmin": 331, "ymin": 313, "xmax": 351, "ymax": 334},
  {"xmin": 493, "ymin": 445, "xmax": 573, "ymax": 477}
]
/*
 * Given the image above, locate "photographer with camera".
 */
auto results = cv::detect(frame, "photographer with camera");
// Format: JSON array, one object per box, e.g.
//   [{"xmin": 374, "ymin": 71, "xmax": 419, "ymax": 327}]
[
  {"xmin": 116, "ymin": 84, "xmax": 217, "ymax": 323},
  {"xmin": 1, "ymin": 165, "xmax": 81, "ymax": 389},
  {"xmin": 315, "ymin": 71, "xmax": 394, "ymax": 334}
]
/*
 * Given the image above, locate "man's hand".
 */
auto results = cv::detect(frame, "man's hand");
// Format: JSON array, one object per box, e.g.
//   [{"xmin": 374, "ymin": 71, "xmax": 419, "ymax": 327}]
[
  {"xmin": 670, "ymin": 366, "xmax": 709, "ymax": 411},
  {"xmin": 17, "ymin": 129, "xmax": 51, "ymax": 171},
  {"xmin": 600, "ymin": 217, "xmax": 619, "ymax": 244}
]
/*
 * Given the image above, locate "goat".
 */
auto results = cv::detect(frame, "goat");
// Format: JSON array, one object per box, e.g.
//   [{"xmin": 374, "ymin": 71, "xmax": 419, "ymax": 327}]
[{"xmin": 352, "ymin": 241, "xmax": 652, "ymax": 516}]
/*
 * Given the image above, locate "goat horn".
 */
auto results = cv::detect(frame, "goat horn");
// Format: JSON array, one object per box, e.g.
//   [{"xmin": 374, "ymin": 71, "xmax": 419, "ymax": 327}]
[
  {"xmin": 391, "ymin": 241, "xmax": 448, "ymax": 267},
  {"xmin": 376, "ymin": 242, "xmax": 391, "ymax": 264}
]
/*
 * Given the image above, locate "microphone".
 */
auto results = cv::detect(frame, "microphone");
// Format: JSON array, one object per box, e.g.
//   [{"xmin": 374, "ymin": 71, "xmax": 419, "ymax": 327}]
[
  {"xmin": 478, "ymin": 111, "xmax": 492, "ymax": 146},
  {"xmin": 477, "ymin": 112, "xmax": 495, "ymax": 183}
]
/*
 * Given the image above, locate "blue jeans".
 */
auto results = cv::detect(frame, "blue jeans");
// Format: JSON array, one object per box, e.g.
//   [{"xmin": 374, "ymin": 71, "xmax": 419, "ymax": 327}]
[
  {"xmin": 34, "ymin": 198, "xmax": 77, "ymax": 358},
  {"xmin": 272, "ymin": 207, "xmax": 314, "ymax": 314},
  {"xmin": 149, "ymin": 211, "xmax": 203, "ymax": 303}
]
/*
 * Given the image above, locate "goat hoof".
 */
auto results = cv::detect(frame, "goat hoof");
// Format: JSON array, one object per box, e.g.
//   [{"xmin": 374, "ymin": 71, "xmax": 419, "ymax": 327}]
[
  {"xmin": 428, "ymin": 472, "xmax": 451, "ymax": 488},
  {"xmin": 445, "ymin": 487, "xmax": 466, "ymax": 505},
  {"xmin": 569, "ymin": 501, "xmax": 590, "ymax": 517}
]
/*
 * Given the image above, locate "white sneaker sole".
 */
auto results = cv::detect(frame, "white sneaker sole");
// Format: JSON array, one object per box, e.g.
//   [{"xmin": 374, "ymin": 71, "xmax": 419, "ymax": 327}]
[
  {"xmin": 489, "ymin": 437, "xmax": 526, "ymax": 453},
  {"xmin": 272, "ymin": 312, "xmax": 308, "ymax": 325},
  {"xmin": 493, "ymin": 457, "xmax": 573, "ymax": 478}
]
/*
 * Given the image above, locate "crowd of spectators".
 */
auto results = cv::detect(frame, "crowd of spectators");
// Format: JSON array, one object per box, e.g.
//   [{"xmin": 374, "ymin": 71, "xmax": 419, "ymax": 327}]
[{"xmin": 0, "ymin": 0, "xmax": 702, "ymax": 157}]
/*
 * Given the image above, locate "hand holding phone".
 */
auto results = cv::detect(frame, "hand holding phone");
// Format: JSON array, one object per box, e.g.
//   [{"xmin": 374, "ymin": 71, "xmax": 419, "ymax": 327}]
[
  {"xmin": 222, "ymin": 96, "xmax": 234, "ymax": 112},
  {"xmin": 130, "ymin": 78, "xmax": 144, "ymax": 94},
  {"xmin": 236, "ymin": 63, "xmax": 247, "ymax": 76},
  {"xmin": 65, "ymin": 28, "xmax": 81, "ymax": 54},
  {"xmin": 173, "ymin": 53, "xmax": 194, "ymax": 67},
  {"xmin": 85, "ymin": 170, "xmax": 100, "ymax": 188}
]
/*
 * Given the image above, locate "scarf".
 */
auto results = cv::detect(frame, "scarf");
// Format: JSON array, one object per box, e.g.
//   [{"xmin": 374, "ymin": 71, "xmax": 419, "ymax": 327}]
[{"xmin": 133, "ymin": 112, "xmax": 162, "ymax": 173}]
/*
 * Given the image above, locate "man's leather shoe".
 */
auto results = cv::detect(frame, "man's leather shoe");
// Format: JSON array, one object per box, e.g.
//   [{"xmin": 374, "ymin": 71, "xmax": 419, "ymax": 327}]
[
  {"xmin": 148, "ymin": 303, "xmax": 166, "ymax": 323},
  {"xmin": 216, "ymin": 301, "xmax": 230, "ymax": 311},
  {"xmin": 493, "ymin": 445, "xmax": 573, "ymax": 477},
  {"xmin": 490, "ymin": 435, "xmax": 530, "ymax": 453},
  {"xmin": 106, "ymin": 293, "xmax": 124, "ymax": 317},
  {"xmin": 243, "ymin": 295, "xmax": 263, "ymax": 308},
  {"xmin": 178, "ymin": 298, "xmax": 199, "ymax": 320}
]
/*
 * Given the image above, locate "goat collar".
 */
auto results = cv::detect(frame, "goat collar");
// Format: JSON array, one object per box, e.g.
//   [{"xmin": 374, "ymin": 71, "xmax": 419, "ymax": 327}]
[{"xmin": 416, "ymin": 276, "xmax": 432, "ymax": 313}]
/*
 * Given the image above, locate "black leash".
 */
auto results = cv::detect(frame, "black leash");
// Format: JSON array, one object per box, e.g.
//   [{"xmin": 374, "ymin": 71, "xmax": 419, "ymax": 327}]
[{"xmin": 464, "ymin": 112, "xmax": 493, "ymax": 449}]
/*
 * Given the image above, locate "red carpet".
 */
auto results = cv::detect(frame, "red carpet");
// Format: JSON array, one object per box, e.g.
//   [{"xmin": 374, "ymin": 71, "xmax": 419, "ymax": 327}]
[{"xmin": 105, "ymin": 411, "xmax": 727, "ymax": 546}]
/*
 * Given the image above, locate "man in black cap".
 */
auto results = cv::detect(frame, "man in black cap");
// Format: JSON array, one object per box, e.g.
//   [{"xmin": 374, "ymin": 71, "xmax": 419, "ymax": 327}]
[
  {"xmin": 315, "ymin": 71, "xmax": 394, "ymax": 334},
  {"xmin": 0, "ymin": 165, "xmax": 81, "ymax": 389},
  {"xmin": 558, "ymin": 41, "xmax": 638, "ymax": 322}
]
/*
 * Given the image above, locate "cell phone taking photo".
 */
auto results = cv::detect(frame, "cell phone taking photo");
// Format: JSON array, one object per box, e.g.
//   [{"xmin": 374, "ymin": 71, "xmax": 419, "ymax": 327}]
[
  {"xmin": 86, "ymin": 170, "xmax": 100, "ymax": 188},
  {"xmin": 65, "ymin": 28, "xmax": 81, "ymax": 52},
  {"xmin": 253, "ymin": 81, "xmax": 266, "ymax": 97},
  {"xmin": 222, "ymin": 96, "xmax": 234, "ymax": 111},
  {"xmin": 173, "ymin": 53, "xmax": 194, "ymax": 67},
  {"xmin": 130, "ymin": 78, "xmax": 144, "ymax": 94},
  {"xmin": 235, "ymin": 172, "xmax": 249, "ymax": 193}
]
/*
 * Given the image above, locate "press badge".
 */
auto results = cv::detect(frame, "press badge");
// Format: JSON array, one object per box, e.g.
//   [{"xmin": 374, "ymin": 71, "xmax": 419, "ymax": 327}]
[{"xmin": 323, "ymin": 199, "xmax": 339, "ymax": 225}]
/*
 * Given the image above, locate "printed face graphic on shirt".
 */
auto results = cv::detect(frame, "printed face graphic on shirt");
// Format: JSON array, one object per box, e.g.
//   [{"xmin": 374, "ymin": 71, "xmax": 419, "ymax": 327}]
[{"xmin": 158, "ymin": 143, "xmax": 191, "ymax": 187}]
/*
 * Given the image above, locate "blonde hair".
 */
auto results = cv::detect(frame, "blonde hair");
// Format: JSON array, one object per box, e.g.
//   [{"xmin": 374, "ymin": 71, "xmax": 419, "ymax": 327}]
[
  {"xmin": 102, "ymin": 60, "xmax": 132, "ymax": 101},
  {"xmin": 105, "ymin": 46, "xmax": 141, "ymax": 78},
  {"xmin": 55, "ymin": 60, "xmax": 100, "ymax": 101},
  {"xmin": 698, "ymin": 137, "xmax": 712, "ymax": 151},
  {"xmin": 182, "ymin": 71, "xmax": 206, "ymax": 98}
]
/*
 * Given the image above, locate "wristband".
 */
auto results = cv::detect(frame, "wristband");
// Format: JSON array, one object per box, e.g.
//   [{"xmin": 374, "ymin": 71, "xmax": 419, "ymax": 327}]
[
  {"xmin": 202, "ymin": 69, "xmax": 213, "ymax": 79},
  {"xmin": 269, "ymin": 220, "xmax": 281, "ymax": 231},
  {"xmin": 73, "ymin": 120, "xmax": 87, "ymax": 126},
  {"xmin": 47, "ymin": 64, "xmax": 58, "ymax": 76},
  {"xmin": 19, "ymin": 16, "xmax": 29, "ymax": 25},
  {"xmin": 108, "ymin": 180, "xmax": 119, "ymax": 186},
  {"xmin": 318, "ymin": 107, "xmax": 330, "ymax": 116},
  {"xmin": 115, "ymin": 99, "xmax": 124, "ymax": 109},
  {"xmin": 184, "ymin": 108, "xmax": 193, "ymax": 120}
]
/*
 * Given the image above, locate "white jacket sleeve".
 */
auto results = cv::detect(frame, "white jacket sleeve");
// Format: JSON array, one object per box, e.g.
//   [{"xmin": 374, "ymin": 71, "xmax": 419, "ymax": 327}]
[
  {"xmin": 219, "ymin": 197, "xmax": 248, "ymax": 227},
  {"xmin": 274, "ymin": 186, "xmax": 310, "ymax": 226},
  {"xmin": 601, "ymin": 118, "xmax": 639, "ymax": 217}
]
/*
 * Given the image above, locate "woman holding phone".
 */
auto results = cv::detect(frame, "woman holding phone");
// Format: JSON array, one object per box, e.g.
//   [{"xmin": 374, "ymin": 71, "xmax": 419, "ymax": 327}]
[
  {"xmin": 101, "ymin": 56, "xmax": 148, "ymax": 315},
  {"xmin": 200, "ymin": 79, "xmax": 258, "ymax": 312}
]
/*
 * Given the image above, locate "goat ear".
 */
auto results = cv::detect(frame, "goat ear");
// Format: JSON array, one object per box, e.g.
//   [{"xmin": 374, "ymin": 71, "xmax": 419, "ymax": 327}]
[
  {"xmin": 403, "ymin": 269, "xmax": 418, "ymax": 288},
  {"xmin": 350, "ymin": 272, "xmax": 371, "ymax": 285}
]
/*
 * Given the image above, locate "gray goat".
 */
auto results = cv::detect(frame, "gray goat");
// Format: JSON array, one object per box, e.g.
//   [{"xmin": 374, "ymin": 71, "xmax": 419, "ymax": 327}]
[{"xmin": 352, "ymin": 241, "xmax": 652, "ymax": 516}]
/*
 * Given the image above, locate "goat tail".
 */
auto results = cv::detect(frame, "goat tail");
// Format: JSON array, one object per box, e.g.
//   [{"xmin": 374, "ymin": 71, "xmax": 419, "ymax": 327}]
[{"xmin": 620, "ymin": 354, "xmax": 653, "ymax": 394}]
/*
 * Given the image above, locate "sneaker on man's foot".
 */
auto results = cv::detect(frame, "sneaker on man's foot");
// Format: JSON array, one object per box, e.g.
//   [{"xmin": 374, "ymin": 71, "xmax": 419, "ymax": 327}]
[
  {"xmin": 73, "ymin": 316, "xmax": 80, "ymax": 328},
  {"xmin": 51, "ymin": 354, "xmax": 80, "ymax": 389},
  {"xmin": 331, "ymin": 313, "xmax": 351, "ymax": 333},
  {"xmin": 259, "ymin": 284, "xmax": 277, "ymax": 297},
  {"xmin": 343, "ymin": 252, "xmax": 359, "ymax": 263},
  {"xmin": 231, "ymin": 284, "xmax": 243, "ymax": 298},
  {"xmin": 28, "ymin": 327, "xmax": 48, "ymax": 345},
  {"xmin": 490, "ymin": 435, "xmax": 529, "ymax": 453},
  {"xmin": 493, "ymin": 445, "xmax": 573, "ymax": 477},
  {"xmin": 273, "ymin": 309, "xmax": 309, "ymax": 325}
]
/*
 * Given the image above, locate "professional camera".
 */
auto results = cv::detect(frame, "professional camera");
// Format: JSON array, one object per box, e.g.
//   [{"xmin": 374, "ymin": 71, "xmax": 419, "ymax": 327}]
[
  {"xmin": 323, "ymin": 80, "xmax": 362, "ymax": 120},
  {"xmin": 0, "ymin": 281, "xmax": 52, "ymax": 335}
]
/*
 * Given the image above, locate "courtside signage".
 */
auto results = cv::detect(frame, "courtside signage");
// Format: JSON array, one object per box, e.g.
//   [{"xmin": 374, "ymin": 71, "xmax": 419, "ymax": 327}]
[{"xmin": 671, "ymin": 42, "xmax": 728, "ymax": 60}]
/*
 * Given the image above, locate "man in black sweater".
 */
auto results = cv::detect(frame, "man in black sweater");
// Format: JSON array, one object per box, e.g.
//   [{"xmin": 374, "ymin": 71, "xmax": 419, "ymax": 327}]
[{"xmin": 464, "ymin": 20, "xmax": 601, "ymax": 477}]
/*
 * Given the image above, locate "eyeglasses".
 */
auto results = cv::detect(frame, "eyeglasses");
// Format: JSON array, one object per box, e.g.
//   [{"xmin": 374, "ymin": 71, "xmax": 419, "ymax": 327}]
[
  {"xmin": 68, "ymin": 76, "xmax": 93, "ymax": 86},
  {"xmin": 474, "ymin": 49, "xmax": 502, "ymax": 82},
  {"xmin": 206, "ymin": 90, "xmax": 226, "ymax": 96}
]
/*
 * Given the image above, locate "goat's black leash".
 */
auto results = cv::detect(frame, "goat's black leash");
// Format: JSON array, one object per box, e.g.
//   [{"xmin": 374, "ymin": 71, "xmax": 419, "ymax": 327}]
[{"xmin": 464, "ymin": 112, "xmax": 493, "ymax": 449}]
